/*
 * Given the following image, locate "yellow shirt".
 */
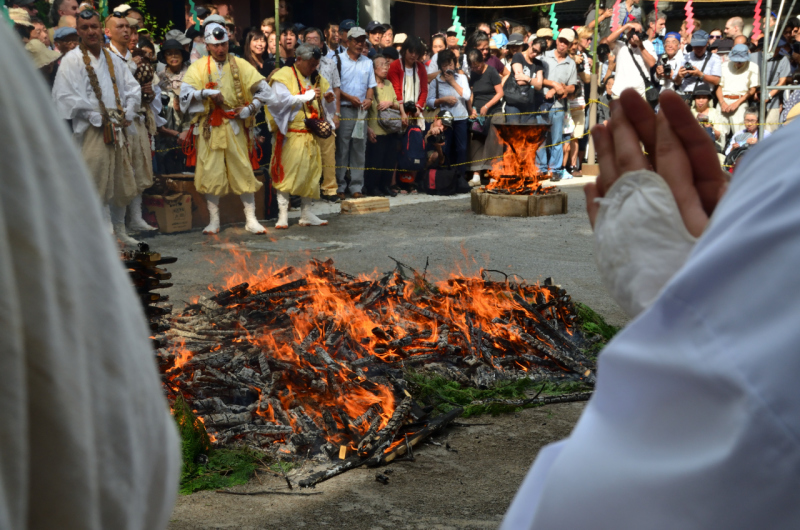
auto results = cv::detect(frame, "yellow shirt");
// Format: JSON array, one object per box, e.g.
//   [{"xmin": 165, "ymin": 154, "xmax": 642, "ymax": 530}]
[{"xmin": 368, "ymin": 82, "xmax": 399, "ymax": 136}]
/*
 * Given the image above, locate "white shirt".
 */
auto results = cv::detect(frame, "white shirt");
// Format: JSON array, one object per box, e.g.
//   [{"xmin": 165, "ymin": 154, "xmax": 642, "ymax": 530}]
[
  {"xmin": 502, "ymin": 119, "xmax": 800, "ymax": 529},
  {"xmin": 0, "ymin": 20, "xmax": 180, "ymax": 530},
  {"xmin": 719, "ymin": 60, "xmax": 759, "ymax": 96},
  {"xmin": 426, "ymin": 73, "xmax": 471, "ymax": 121},
  {"xmin": 612, "ymin": 41, "xmax": 654, "ymax": 98},
  {"xmin": 52, "ymin": 46, "xmax": 141, "ymax": 136},
  {"xmin": 678, "ymin": 51, "xmax": 722, "ymax": 93}
]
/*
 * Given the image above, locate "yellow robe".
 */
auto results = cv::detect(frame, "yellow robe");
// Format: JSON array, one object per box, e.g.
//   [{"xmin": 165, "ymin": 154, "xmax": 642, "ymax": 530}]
[
  {"xmin": 183, "ymin": 55, "xmax": 265, "ymax": 196},
  {"xmin": 267, "ymin": 67, "xmax": 330, "ymax": 199}
]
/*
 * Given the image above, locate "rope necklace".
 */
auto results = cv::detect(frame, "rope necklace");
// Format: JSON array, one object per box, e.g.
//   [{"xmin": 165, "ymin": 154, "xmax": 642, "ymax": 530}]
[{"xmin": 81, "ymin": 44, "xmax": 123, "ymax": 119}]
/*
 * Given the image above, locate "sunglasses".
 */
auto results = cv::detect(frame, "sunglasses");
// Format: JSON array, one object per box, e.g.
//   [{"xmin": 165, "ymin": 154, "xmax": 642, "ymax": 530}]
[
  {"xmin": 78, "ymin": 9, "xmax": 100, "ymax": 19},
  {"xmin": 709, "ymin": 35, "xmax": 721, "ymax": 39}
]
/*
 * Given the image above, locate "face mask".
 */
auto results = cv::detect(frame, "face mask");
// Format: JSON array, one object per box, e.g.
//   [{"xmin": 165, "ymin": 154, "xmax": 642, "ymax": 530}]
[{"xmin": 658, "ymin": 28, "xmax": 666, "ymax": 37}]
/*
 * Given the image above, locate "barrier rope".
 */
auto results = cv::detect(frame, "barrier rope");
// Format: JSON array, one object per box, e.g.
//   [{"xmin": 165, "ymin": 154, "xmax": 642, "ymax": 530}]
[{"xmin": 392, "ymin": 0, "xmax": 572, "ymax": 8}]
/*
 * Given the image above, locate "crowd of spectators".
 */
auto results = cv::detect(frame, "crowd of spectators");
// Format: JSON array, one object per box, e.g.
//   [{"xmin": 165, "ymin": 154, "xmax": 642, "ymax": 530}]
[{"xmin": 8, "ymin": 0, "xmax": 800, "ymax": 202}]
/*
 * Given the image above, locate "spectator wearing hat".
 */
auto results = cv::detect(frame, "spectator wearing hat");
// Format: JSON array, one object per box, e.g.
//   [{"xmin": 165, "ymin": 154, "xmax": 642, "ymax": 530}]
[
  {"xmin": 655, "ymin": 32, "xmax": 684, "ymax": 92},
  {"xmin": 427, "ymin": 49, "xmax": 471, "ymax": 182},
  {"xmin": 365, "ymin": 55, "xmax": 406, "ymax": 197},
  {"xmin": 335, "ymin": 26, "xmax": 377, "ymax": 199},
  {"xmin": 366, "ymin": 21, "xmax": 386, "ymax": 50},
  {"xmin": 675, "ymin": 30, "xmax": 721, "ymax": 96},
  {"xmin": 26, "ymin": 39, "xmax": 61, "ymax": 85},
  {"xmin": 156, "ymin": 40, "xmax": 192, "ymax": 175},
  {"xmin": 716, "ymin": 43, "xmax": 759, "ymax": 132},
  {"xmin": 29, "ymin": 17, "xmax": 51, "ymax": 48},
  {"xmin": 725, "ymin": 106, "xmax": 770, "ymax": 157},
  {"xmin": 445, "ymin": 26, "xmax": 460, "ymax": 48},
  {"xmin": 329, "ymin": 19, "xmax": 355, "ymax": 57},
  {"xmin": 392, "ymin": 33, "xmax": 407, "ymax": 52},
  {"xmin": 536, "ymin": 27, "xmax": 554, "ymax": 50},
  {"xmin": 537, "ymin": 28, "xmax": 577, "ymax": 180},
  {"xmin": 53, "ymin": 26, "xmax": 79, "ymax": 55},
  {"xmin": 690, "ymin": 82, "xmax": 728, "ymax": 153}
]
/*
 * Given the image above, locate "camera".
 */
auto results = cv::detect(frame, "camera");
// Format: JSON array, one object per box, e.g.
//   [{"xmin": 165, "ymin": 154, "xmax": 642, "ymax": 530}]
[
  {"xmin": 659, "ymin": 53, "xmax": 671, "ymax": 76},
  {"xmin": 792, "ymin": 71, "xmax": 800, "ymax": 86},
  {"xmin": 596, "ymin": 43, "xmax": 610, "ymax": 64},
  {"xmin": 444, "ymin": 69, "xmax": 455, "ymax": 77},
  {"xmin": 684, "ymin": 61, "xmax": 694, "ymax": 72},
  {"xmin": 403, "ymin": 101, "xmax": 417, "ymax": 115},
  {"xmin": 620, "ymin": 29, "xmax": 646, "ymax": 44},
  {"xmin": 430, "ymin": 133, "xmax": 446, "ymax": 145}
]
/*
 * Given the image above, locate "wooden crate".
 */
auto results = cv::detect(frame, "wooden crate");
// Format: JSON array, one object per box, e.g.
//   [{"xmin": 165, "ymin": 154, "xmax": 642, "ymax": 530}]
[
  {"xmin": 161, "ymin": 173, "xmax": 265, "ymax": 228},
  {"xmin": 471, "ymin": 188, "xmax": 568, "ymax": 217},
  {"xmin": 340, "ymin": 197, "xmax": 390, "ymax": 215}
]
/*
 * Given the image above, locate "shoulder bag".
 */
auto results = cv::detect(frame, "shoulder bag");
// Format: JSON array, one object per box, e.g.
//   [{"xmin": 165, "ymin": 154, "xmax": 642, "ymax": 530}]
[{"xmin": 627, "ymin": 44, "xmax": 660, "ymax": 108}]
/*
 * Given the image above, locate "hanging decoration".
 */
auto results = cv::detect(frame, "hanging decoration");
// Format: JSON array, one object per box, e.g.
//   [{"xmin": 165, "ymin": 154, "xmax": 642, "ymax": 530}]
[
  {"xmin": 0, "ymin": 0, "xmax": 13, "ymax": 28},
  {"xmin": 653, "ymin": 0, "xmax": 659, "ymax": 22},
  {"xmin": 684, "ymin": 0, "xmax": 695, "ymax": 34},
  {"xmin": 610, "ymin": 0, "xmax": 622, "ymax": 31},
  {"xmin": 188, "ymin": 0, "xmax": 200, "ymax": 31},
  {"xmin": 451, "ymin": 7, "xmax": 465, "ymax": 46},
  {"xmin": 549, "ymin": 3, "xmax": 559, "ymax": 38},
  {"xmin": 752, "ymin": 0, "xmax": 763, "ymax": 42},
  {"xmin": 99, "ymin": 0, "xmax": 108, "ymax": 18}
]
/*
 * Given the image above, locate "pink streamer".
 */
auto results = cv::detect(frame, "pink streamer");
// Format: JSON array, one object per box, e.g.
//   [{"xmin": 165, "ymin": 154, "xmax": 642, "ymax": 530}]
[
  {"xmin": 752, "ymin": 0, "xmax": 763, "ymax": 42},
  {"xmin": 610, "ymin": 0, "xmax": 622, "ymax": 31},
  {"xmin": 684, "ymin": 0, "xmax": 695, "ymax": 34}
]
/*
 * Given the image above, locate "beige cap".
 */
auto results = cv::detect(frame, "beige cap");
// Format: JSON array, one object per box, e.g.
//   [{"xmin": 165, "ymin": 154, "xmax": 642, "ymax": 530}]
[
  {"xmin": 126, "ymin": 17, "xmax": 139, "ymax": 28},
  {"xmin": 348, "ymin": 27, "xmax": 367, "ymax": 39},
  {"xmin": 535, "ymin": 27, "xmax": 553, "ymax": 38},
  {"xmin": 113, "ymin": 3, "xmax": 132, "ymax": 13},
  {"xmin": 9, "ymin": 7, "xmax": 33, "ymax": 27},
  {"xmin": 558, "ymin": 28, "xmax": 575, "ymax": 43},
  {"xmin": 26, "ymin": 39, "xmax": 62, "ymax": 68},
  {"xmin": 393, "ymin": 33, "xmax": 407, "ymax": 44}
]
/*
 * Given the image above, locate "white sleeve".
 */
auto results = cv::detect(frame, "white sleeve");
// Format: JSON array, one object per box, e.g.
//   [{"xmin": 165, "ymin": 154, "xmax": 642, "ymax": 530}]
[
  {"xmin": 150, "ymin": 83, "xmax": 167, "ymax": 128},
  {"xmin": 116, "ymin": 58, "xmax": 142, "ymax": 121},
  {"xmin": 51, "ymin": 51, "xmax": 97, "ymax": 134},
  {"xmin": 267, "ymin": 81, "xmax": 310, "ymax": 135},
  {"xmin": 426, "ymin": 54, "xmax": 439, "ymax": 75},
  {"xmin": 179, "ymin": 82, "xmax": 220, "ymax": 114},
  {"xmin": 322, "ymin": 86, "xmax": 336, "ymax": 126},
  {"xmin": 249, "ymin": 79, "xmax": 280, "ymax": 111},
  {"xmin": 593, "ymin": 169, "xmax": 697, "ymax": 317},
  {"xmin": 458, "ymin": 75, "xmax": 471, "ymax": 102}
]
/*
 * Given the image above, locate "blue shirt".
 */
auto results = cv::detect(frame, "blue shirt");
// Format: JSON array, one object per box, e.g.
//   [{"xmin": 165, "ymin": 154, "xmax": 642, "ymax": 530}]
[
  {"xmin": 338, "ymin": 52, "xmax": 377, "ymax": 102},
  {"xmin": 651, "ymin": 36, "xmax": 665, "ymax": 57}
]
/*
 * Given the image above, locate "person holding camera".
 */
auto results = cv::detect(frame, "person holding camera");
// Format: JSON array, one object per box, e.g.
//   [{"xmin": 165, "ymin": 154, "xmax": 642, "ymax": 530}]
[
  {"xmin": 426, "ymin": 49, "xmax": 471, "ymax": 181},
  {"xmin": 690, "ymin": 83, "xmax": 728, "ymax": 154},
  {"xmin": 655, "ymin": 32, "xmax": 683, "ymax": 92},
  {"xmin": 603, "ymin": 21, "xmax": 656, "ymax": 99},
  {"xmin": 675, "ymin": 30, "xmax": 721, "ymax": 98},
  {"xmin": 756, "ymin": 38, "xmax": 793, "ymax": 132}
]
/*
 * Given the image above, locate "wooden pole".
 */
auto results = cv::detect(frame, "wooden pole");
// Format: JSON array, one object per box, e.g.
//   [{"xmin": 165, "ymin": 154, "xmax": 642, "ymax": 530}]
[{"xmin": 583, "ymin": 0, "xmax": 602, "ymax": 176}]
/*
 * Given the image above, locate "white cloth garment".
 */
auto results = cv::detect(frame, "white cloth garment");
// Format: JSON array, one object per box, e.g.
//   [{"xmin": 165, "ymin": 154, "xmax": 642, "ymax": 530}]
[
  {"xmin": 52, "ymin": 46, "xmax": 141, "ymax": 136},
  {"xmin": 0, "ymin": 21, "xmax": 179, "ymax": 530},
  {"xmin": 268, "ymin": 82, "xmax": 335, "ymax": 135},
  {"xmin": 593, "ymin": 170, "xmax": 698, "ymax": 317},
  {"xmin": 502, "ymin": 119, "xmax": 800, "ymax": 529}
]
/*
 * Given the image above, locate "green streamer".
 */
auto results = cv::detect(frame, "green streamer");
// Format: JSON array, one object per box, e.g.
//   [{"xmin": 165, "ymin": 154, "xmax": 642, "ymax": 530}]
[
  {"xmin": 188, "ymin": 0, "xmax": 200, "ymax": 31},
  {"xmin": 1, "ymin": 0, "xmax": 13, "ymax": 29},
  {"xmin": 100, "ymin": 0, "xmax": 108, "ymax": 18},
  {"xmin": 452, "ymin": 7, "xmax": 465, "ymax": 46},
  {"xmin": 548, "ymin": 4, "xmax": 559, "ymax": 39}
]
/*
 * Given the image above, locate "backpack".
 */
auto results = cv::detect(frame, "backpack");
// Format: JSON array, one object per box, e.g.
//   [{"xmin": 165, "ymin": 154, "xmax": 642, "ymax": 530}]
[
  {"xmin": 398, "ymin": 125, "xmax": 426, "ymax": 171},
  {"xmin": 421, "ymin": 168, "xmax": 471, "ymax": 195}
]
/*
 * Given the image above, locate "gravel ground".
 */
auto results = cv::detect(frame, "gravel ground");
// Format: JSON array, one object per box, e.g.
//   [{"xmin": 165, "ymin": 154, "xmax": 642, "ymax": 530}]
[{"xmin": 152, "ymin": 177, "xmax": 626, "ymax": 529}]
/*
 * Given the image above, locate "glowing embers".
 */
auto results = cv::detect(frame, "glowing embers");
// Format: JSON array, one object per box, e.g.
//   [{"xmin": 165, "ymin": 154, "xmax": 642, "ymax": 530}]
[{"xmin": 156, "ymin": 258, "xmax": 594, "ymax": 486}]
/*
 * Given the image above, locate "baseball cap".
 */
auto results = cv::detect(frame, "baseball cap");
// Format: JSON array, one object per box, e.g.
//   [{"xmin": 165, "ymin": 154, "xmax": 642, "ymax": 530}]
[
  {"xmin": 54, "ymin": 26, "xmax": 78, "ymax": 40},
  {"xmin": 204, "ymin": 22, "xmax": 229, "ymax": 44},
  {"xmin": 692, "ymin": 82, "xmax": 713, "ymax": 96},
  {"xmin": 203, "ymin": 14, "xmax": 226, "ymax": 28},
  {"xmin": 558, "ymin": 28, "xmax": 576, "ymax": 43},
  {"xmin": 348, "ymin": 27, "xmax": 367, "ymax": 40},
  {"xmin": 446, "ymin": 25, "xmax": 457, "ymax": 35},
  {"xmin": 690, "ymin": 30, "xmax": 710, "ymax": 47},
  {"xmin": 195, "ymin": 6, "xmax": 210, "ymax": 19},
  {"xmin": 340, "ymin": 19, "xmax": 356, "ymax": 32},
  {"xmin": 393, "ymin": 33, "xmax": 407, "ymax": 44},
  {"xmin": 112, "ymin": 3, "xmax": 131, "ymax": 13},
  {"xmin": 665, "ymin": 31, "xmax": 681, "ymax": 42},
  {"xmin": 165, "ymin": 29, "xmax": 191, "ymax": 45},
  {"xmin": 366, "ymin": 20, "xmax": 385, "ymax": 33},
  {"xmin": 728, "ymin": 43, "xmax": 750, "ymax": 62},
  {"xmin": 536, "ymin": 28, "xmax": 553, "ymax": 38},
  {"xmin": 507, "ymin": 32, "xmax": 528, "ymax": 50},
  {"xmin": 437, "ymin": 109, "xmax": 454, "ymax": 128}
]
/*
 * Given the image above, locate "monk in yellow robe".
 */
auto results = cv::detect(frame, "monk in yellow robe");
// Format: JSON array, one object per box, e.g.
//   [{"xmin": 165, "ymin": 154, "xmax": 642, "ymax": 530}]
[
  {"xmin": 180, "ymin": 22, "xmax": 278, "ymax": 234},
  {"xmin": 265, "ymin": 43, "xmax": 336, "ymax": 229}
]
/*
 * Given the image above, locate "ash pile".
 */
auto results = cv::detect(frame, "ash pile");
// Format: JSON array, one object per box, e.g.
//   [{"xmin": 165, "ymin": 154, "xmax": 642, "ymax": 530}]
[{"xmin": 156, "ymin": 258, "xmax": 595, "ymax": 486}]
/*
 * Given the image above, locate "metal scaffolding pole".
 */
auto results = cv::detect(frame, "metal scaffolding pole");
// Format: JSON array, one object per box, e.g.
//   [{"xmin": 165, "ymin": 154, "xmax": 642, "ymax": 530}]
[
  {"xmin": 759, "ymin": 0, "xmax": 773, "ymax": 139},
  {"xmin": 583, "ymin": 0, "xmax": 602, "ymax": 176}
]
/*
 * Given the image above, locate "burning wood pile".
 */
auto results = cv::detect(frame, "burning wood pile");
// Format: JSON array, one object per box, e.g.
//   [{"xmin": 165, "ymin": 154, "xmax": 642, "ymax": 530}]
[
  {"xmin": 123, "ymin": 243, "xmax": 176, "ymax": 338},
  {"xmin": 156, "ymin": 257, "xmax": 595, "ymax": 486},
  {"xmin": 486, "ymin": 123, "xmax": 557, "ymax": 196}
]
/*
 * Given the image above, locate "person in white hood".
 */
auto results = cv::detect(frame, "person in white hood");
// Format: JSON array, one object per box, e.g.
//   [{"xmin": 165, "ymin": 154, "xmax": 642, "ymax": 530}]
[
  {"xmin": 0, "ymin": 17, "xmax": 180, "ymax": 530},
  {"xmin": 503, "ymin": 88, "xmax": 800, "ymax": 529}
]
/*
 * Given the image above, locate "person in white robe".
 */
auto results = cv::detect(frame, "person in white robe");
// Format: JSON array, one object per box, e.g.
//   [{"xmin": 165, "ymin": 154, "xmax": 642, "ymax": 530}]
[
  {"xmin": 105, "ymin": 14, "xmax": 163, "ymax": 235},
  {"xmin": 502, "ymin": 88, "xmax": 800, "ymax": 529},
  {"xmin": 52, "ymin": 10, "xmax": 142, "ymax": 246},
  {"xmin": 0, "ymin": 18, "xmax": 179, "ymax": 530}
]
